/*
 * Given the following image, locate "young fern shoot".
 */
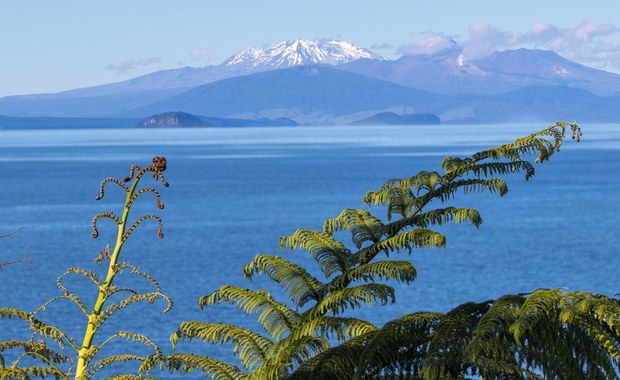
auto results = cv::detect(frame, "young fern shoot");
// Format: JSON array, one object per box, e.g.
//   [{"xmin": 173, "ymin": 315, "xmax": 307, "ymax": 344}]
[{"xmin": 0, "ymin": 157, "xmax": 172, "ymax": 380}]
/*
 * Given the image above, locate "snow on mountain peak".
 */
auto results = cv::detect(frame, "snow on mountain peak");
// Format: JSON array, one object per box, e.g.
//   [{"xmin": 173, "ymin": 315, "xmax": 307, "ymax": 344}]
[{"xmin": 224, "ymin": 39, "xmax": 382, "ymax": 69}]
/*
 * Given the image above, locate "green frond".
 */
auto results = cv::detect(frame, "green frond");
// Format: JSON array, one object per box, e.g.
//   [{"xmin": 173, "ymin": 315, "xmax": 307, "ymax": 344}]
[
  {"xmin": 160, "ymin": 353, "xmax": 247, "ymax": 380},
  {"xmin": 354, "ymin": 229, "xmax": 446, "ymax": 264},
  {"xmin": 469, "ymin": 122, "xmax": 579, "ymax": 165},
  {"xmin": 57, "ymin": 267, "xmax": 100, "ymax": 289},
  {"xmin": 171, "ymin": 322, "xmax": 272, "ymax": 371},
  {"xmin": 0, "ymin": 340, "xmax": 71, "ymax": 366},
  {"xmin": 0, "ymin": 365, "xmax": 68, "ymax": 379},
  {"xmin": 365, "ymin": 170, "xmax": 445, "ymax": 201},
  {"xmin": 428, "ymin": 178, "xmax": 509, "ymax": 204},
  {"xmin": 354, "ymin": 312, "xmax": 443, "ymax": 379},
  {"xmin": 94, "ymin": 291, "xmax": 173, "ymax": 329},
  {"xmin": 116, "ymin": 262, "xmax": 165, "ymax": 294},
  {"xmin": 509, "ymin": 289, "xmax": 562, "ymax": 344},
  {"xmin": 293, "ymin": 316, "xmax": 377, "ymax": 342},
  {"xmin": 329, "ymin": 260, "xmax": 417, "ymax": 290},
  {"xmin": 200, "ymin": 285, "xmax": 298, "ymax": 339},
  {"xmin": 280, "ymin": 229, "xmax": 353, "ymax": 277},
  {"xmin": 323, "ymin": 209, "xmax": 384, "ymax": 248},
  {"xmin": 449, "ymin": 159, "xmax": 537, "ymax": 181},
  {"xmin": 243, "ymin": 254, "xmax": 324, "ymax": 307},
  {"xmin": 289, "ymin": 331, "xmax": 378, "ymax": 380},
  {"xmin": 420, "ymin": 301, "xmax": 490, "ymax": 379},
  {"xmin": 254, "ymin": 335, "xmax": 329, "ymax": 379},
  {"xmin": 372, "ymin": 228, "xmax": 446, "ymax": 256},
  {"xmin": 32, "ymin": 294, "xmax": 88, "ymax": 318},
  {"xmin": 407, "ymin": 207, "xmax": 482, "ymax": 229},
  {"xmin": 105, "ymin": 375, "xmax": 157, "ymax": 380},
  {"xmin": 85, "ymin": 354, "xmax": 145, "ymax": 379},
  {"xmin": 0, "ymin": 308, "xmax": 30, "ymax": 321},
  {"xmin": 308, "ymin": 283, "xmax": 395, "ymax": 318}
]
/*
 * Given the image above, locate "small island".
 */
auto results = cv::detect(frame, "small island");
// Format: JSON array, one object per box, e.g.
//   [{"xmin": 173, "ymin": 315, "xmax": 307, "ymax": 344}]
[
  {"xmin": 351, "ymin": 111, "xmax": 440, "ymax": 126},
  {"xmin": 137, "ymin": 111, "xmax": 209, "ymax": 128}
]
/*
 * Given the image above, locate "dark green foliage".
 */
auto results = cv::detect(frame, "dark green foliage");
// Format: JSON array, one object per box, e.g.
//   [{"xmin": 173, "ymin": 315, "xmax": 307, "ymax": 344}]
[{"xmin": 295, "ymin": 289, "xmax": 620, "ymax": 379}]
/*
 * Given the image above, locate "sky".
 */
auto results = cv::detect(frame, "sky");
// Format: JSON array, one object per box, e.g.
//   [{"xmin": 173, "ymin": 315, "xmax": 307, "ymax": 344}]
[{"xmin": 1, "ymin": 0, "xmax": 620, "ymax": 97}]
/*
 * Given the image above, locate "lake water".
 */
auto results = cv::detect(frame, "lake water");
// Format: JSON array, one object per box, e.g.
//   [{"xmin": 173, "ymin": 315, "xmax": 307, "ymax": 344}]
[{"xmin": 0, "ymin": 123, "xmax": 618, "ymax": 377}]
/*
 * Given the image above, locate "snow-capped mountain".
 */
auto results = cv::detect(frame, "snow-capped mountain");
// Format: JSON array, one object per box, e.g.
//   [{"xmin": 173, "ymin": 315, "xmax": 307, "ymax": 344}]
[{"xmin": 223, "ymin": 39, "xmax": 382, "ymax": 70}]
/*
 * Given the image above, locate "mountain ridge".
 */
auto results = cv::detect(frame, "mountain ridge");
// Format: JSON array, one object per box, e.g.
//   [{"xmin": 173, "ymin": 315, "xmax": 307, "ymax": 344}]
[{"xmin": 1, "ymin": 39, "xmax": 619, "ymax": 124}]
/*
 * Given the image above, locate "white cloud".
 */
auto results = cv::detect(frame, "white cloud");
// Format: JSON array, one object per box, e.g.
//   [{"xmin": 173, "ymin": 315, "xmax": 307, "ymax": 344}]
[
  {"xmin": 189, "ymin": 48, "xmax": 211, "ymax": 61},
  {"xmin": 370, "ymin": 42, "xmax": 394, "ymax": 51},
  {"xmin": 105, "ymin": 56, "xmax": 162, "ymax": 74},
  {"xmin": 397, "ymin": 20, "xmax": 620, "ymax": 72},
  {"xmin": 398, "ymin": 35, "xmax": 458, "ymax": 56}
]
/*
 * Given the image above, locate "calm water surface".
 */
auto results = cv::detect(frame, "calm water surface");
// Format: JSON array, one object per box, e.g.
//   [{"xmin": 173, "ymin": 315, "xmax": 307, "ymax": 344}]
[{"xmin": 0, "ymin": 124, "xmax": 618, "ymax": 376}]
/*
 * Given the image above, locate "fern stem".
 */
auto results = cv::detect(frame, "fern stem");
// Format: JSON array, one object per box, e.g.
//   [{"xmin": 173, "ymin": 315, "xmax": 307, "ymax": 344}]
[{"xmin": 75, "ymin": 170, "xmax": 143, "ymax": 379}]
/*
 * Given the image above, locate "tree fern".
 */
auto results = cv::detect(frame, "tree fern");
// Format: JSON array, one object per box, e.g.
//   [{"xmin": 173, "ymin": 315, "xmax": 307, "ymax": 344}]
[
  {"xmin": 295, "ymin": 289, "xmax": 620, "ymax": 379},
  {"xmin": 171, "ymin": 122, "xmax": 604, "ymax": 379}
]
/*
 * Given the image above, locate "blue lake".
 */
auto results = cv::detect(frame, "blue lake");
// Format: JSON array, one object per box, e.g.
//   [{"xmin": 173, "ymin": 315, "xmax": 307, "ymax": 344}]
[{"xmin": 0, "ymin": 123, "xmax": 619, "ymax": 377}]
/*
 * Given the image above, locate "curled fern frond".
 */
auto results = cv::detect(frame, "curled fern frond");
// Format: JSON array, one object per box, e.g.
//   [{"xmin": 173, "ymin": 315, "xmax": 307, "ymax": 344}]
[
  {"xmin": 90, "ymin": 211, "xmax": 121, "ymax": 238},
  {"xmin": 95, "ymin": 177, "xmax": 129, "ymax": 200},
  {"xmin": 128, "ymin": 187, "xmax": 165, "ymax": 210},
  {"xmin": 122, "ymin": 214, "xmax": 164, "ymax": 241}
]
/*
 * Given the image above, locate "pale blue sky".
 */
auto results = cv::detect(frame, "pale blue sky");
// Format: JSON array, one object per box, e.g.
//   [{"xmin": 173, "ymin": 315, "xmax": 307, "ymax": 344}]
[{"xmin": 1, "ymin": 0, "xmax": 619, "ymax": 97}]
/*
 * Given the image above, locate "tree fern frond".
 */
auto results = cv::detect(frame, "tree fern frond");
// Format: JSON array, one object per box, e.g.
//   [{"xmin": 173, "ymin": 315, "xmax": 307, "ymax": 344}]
[
  {"xmin": 199, "ymin": 286, "xmax": 298, "ymax": 339},
  {"xmin": 420, "ymin": 301, "xmax": 490, "ymax": 379},
  {"xmin": 0, "ymin": 308, "xmax": 30, "ymax": 321},
  {"xmin": 253, "ymin": 335, "xmax": 329, "ymax": 379},
  {"xmin": 406, "ymin": 207, "xmax": 482, "ymax": 229},
  {"xmin": 0, "ymin": 365, "xmax": 68, "ymax": 379},
  {"xmin": 289, "ymin": 331, "xmax": 378, "ymax": 380},
  {"xmin": 323, "ymin": 209, "xmax": 384, "ymax": 249},
  {"xmin": 105, "ymin": 375, "xmax": 157, "ymax": 380},
  {"xmin": 160, "ymin": 353, "xmax": 247, "ymax": 380},
  {"xmin": 354, "ymin": 311, "xmax": 443, "ymax": 379},
  {"xmin": 94, "ymin": 292, "xmax": 173, "ymax": 329},
  {"xmin": 116, "ymin": 262, "xmax": 165, "ymax": 294},
  {"xmin": 308, "ymin": 283, "xmax": 395, "ymax": 318},
  {"xmin": 293, "ymin": 316, "xmax": 377, "ymax": 342},
  {"xmin": 0, "ymin": 340, "xmax": 71, "ymax": 366},
  {"xmin": 57, "ymin": 267, "xmax": 101, "ymax": 289},
  {"xmin": 280, "ymin": 229, "xmax": 353, "ymax": 277},
  {"xmin": 85, "ymin": 354, "xmax": 145, "ymax": 379},
  {"xmin": 329, "ymin": 260, "xmax": 417, "ymax": 290},
  {"xmin": 31, "ymin": 294, "xmax": 88, "ymax": 318},
  {"xmin": 170, "ymin": 322, "xmax": 272, "ymax": 371},
  {"xmin": 509, "ymin": 288, "xmax": 561, "ymax": 344},
  {"xmin": 354, "ymin": 229, "xmax": 446, "ymax": 264},
  {"xmin": 243, "ymin": 254, "xmax": 324, "ymax": 307}
]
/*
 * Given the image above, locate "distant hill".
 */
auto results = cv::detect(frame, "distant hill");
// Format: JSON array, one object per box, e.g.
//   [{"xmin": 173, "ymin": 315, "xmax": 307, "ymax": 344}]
[
  {"xmin": 338, "ymin": 49, "xmax": 620, "ymax": 96},
  {"xmin": 0, "ymin": 115, "xmax": 139, "ymax": 129},
  {"xmin": 124, "ymin": 65, "xmax": 445, "ymax": 122},
  {"xmin": 0, "ymin": 113, "xmax": 298, "ymax": 129},
  {"xmin": 351, "ymin": 112, "xmax": 440, "ymax": 126}
]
